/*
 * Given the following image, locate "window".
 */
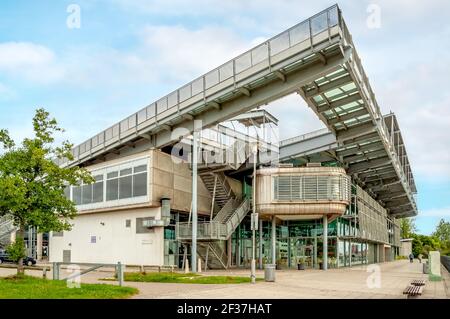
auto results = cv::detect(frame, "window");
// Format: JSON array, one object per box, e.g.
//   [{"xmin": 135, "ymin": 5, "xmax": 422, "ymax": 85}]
[
  {"xmin": 92, "ymin": 175, "xmax": 104, "ymax": 203},
  {"xmin": 70, "ymin": 161, "xmax": 148, "ymax": 206},
  {"xmin": 106, "ymin": 173, "xmax": 119, "ymax": 201},
  {"xmin": 133, "ymin": 165, "xmax": 147, "ymax": 197},
  {"xmin": 119, "ymin": 175, "xmax": 132, "ymax": 199},
  {"xmin": 72, "ymin": 186, "xmax": 82, "ymax": 205},
  {"xmin": 126, "ymin": 219, "xmax": 131, "ymax": 228}
]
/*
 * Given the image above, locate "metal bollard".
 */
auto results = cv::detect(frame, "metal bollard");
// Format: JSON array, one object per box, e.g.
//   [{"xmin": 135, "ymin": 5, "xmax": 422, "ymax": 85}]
[
  {"xmin": 117, "ymin": 262, "xmax": 124, "ymax": 286},
  {"xmin": 52, "ymin": 262, "xmax": 60, "ymax": 280},
  {"xmin": 43, "ymin": 268, "xmax": 47, "ymax": 279}
]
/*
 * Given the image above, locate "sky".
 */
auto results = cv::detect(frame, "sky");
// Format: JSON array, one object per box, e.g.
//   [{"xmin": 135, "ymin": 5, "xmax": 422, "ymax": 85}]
[{"xmin": 0, "ymin": 0, "xmax": 449, "ymax": 235}]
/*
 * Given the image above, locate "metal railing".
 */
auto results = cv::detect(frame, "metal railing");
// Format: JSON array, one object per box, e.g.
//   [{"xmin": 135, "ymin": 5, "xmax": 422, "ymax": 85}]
[
  {"xmin": 176, "ymin": 198, "xmax": 251, "ymax": 241},
  {"xmin": 58, "ymin": 5, "xmax": 340, "ymax": 167}
]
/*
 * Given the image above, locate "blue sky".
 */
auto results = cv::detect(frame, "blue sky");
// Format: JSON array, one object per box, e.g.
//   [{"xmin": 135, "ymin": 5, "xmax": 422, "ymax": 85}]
[{"xmin": 1, "ymin": 0, "xmax": 449, "ymax": 234}]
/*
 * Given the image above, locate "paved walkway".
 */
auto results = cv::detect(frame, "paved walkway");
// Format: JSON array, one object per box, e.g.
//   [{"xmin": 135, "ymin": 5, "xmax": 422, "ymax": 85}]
[{"xmin": 1, "ymin": 260, "xmax": 448, "ymax": 299}]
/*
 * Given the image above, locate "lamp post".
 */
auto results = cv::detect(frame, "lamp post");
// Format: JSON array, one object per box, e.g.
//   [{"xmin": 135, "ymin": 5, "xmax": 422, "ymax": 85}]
[{"xmin": 251, "ymin": 142, "xmax": 258, "ymax": 284}]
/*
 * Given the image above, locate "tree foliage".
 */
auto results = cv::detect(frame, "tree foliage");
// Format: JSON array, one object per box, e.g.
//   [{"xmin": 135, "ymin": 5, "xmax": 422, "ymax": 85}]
[
  {"xmin": 5, "ymin": 236, "xmax": 26, "ymax": 263},
  {"xmin": 411, "ymin": 233, "xmax": 440, "ymax": 257},
  {"xmin": 399, "ymin": 217, "xmax": 416, "ymax": 239},
  {"xmin": 0, "ymin": 108, "xmax": 93, "ymax": 273}
]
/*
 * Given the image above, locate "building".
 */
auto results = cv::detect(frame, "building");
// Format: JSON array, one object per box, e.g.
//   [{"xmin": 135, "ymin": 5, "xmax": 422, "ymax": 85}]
[
  {"xmin": 0, "ymin": 5, "xmax": 418, "ymax": 270},
  {"xmin": 400, "ymin": 238, "xmax": 414, "ymax": 258}
]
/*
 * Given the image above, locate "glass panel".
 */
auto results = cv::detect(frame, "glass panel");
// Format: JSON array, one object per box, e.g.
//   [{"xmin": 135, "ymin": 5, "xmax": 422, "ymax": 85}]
[
  {"xmin": 120, "ymin": 119, "xmax": 129, "ymax": 132},
  {"xmin": 106, "ymin": 178, "xmax": 118, "ymax": 201},
  {"xmin": 64, "ymin": 186, "xmax": 70, "ymax": 199},
  {"xmin": 133, "ymin": 173, "xmax": 147, "ymax": 197},
  {"xmin": 137, "ymin": 108, "xmax": 147, "ymax": 124},
  {"xmin": 105, "ymin": 128, "xmax": 112, "ymax": 141},
  {"xmin": 235, "ymin": 52, "xmax": 251, "ymax": 73},
  {"xmin": 119, "ymin": 176, "xmax": 133, "ymax": 199},
  {"xmin": 82, "ymin": 184, "xmax": 92, "ymax": 205},
  {"xmin": 251, "ymin": 44, "xmax": 268, "ymax": 65},
  {"xmin": 128, "ymin": 115, "xmax": 136, "ymax": 129},
  {"xmin": 329, "ymin": 6, "xmax": 339, "ymax": 26},
  {"xmin": 191, "ymin": 78, "xmax": 203, "ymax": 96},
  {"xmin": 311, "ymin": 12, "xmax": 328, "ymax": 35},
  {"xmin": 205, "ymin": 70, "xmax": 219, "ymax": 89},
  {"xmin": 168, "ymin": 92, "xmax": 178, "ymax": 108},
  {"xmin": 97, "ymin": 133, "xmax": 104, "ymax": 144},
  {"xmin": 219, "ymin": 61, "xmax": 233, "ymax": 81},
  {"xmin": 72, "ymin": 186, "xmax": 82, "ymax": 205},
  {"xmin": 93, "ymin": 181, "xmax": 103, "ymax": 203},
  {"xmin": 179, "ymin": 85, "xmax": 191, "ymax": 102},
  {"xmin": 112, "ymin": 124, "xmax": 119, "ymax": 137},
  {"xmin": 157, "ymin": 98, "xmax": 168, "ymax": 113},
  {"xmin": 146, "ymin": 103, "xmax": 156, "ymax": 119},
  {"xmin": 270, "ymin": 32, "xmax": 290, "ymax": 56},
  {"xmin": 290, "ymin": 21, "xmax": 310, "ymax": 44},
  {"xmin": 133, "ymin": 165, "xmax": 147, "ymax": 173},
  {"xmin": 107, "ymin": 171, "xmax": 118, "ymax": 179},
  {"xmin": 120, "ymin": 168, "xmax": 132, "ymax": 176}
]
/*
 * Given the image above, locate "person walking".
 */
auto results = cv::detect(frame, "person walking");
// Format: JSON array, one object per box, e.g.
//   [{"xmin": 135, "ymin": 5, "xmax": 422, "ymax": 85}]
[{"xmin": 409, "ymin": 253, "xmax": 414, "ymax": 263}]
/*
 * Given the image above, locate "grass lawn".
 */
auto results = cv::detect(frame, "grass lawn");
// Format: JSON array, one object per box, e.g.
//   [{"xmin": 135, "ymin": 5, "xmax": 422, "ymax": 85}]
[
  {"xmin": 0, "ymin": 275, "xmax": 138, "ymax": 299},
  {"xmin": 103, "ymin": 272, "xmax": 263, "ymax": 284}
]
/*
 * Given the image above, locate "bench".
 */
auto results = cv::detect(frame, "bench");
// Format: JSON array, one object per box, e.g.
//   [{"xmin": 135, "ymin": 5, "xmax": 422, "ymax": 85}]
[
  {"xmin": 410, "ymin": 279, "xmax": 426, "ymax": 286},
  {"xmin": 403, "ymin": 279, "xmax": 426, "ymax": 297}
]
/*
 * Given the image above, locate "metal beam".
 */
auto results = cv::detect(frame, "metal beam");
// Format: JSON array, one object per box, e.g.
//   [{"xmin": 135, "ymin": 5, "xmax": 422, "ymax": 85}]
[
  {"xmin": 305, "ymin": 74, "xmax": 354, "ymax": 98},
  {"xmin": 336, "ymin": 122, "xmax": 376, "ymax": 142},
  {"xmin": 317, "ymin": 93, "xmax": 362, "ymax": 113},
  {"xmin": 347, "ymin": 156, "xmax": 391, "ymax": 174}
]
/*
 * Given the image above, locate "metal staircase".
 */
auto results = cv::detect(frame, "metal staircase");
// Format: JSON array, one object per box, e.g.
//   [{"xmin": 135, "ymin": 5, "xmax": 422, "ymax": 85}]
[
  {"xmin": 197, "ymin": 241, "xmax": 228, "ymax": 269},
  {"xmin": 176, "ymin": 197, "xmax": 251, "ymax": 269},
  {"xmin": 0, "ymin": 215, "xmax": 16, "ymax": 248},
  {"xmin": 199, "ymin": 172, "xmax": 235, "ymax": 209},
  {"xmin": 177, "ymin": 134, "xmax": 254, "ymax": 269}
]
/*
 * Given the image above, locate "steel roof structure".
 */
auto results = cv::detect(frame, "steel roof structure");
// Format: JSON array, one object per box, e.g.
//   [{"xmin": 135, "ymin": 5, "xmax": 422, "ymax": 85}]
[
  {"xmin": 59, "ymin": 5, "xmax": 418, "ymax": 217},
  {"xmin": 279, "ymin": 113, "xmax": 418, "ymax": 218}
]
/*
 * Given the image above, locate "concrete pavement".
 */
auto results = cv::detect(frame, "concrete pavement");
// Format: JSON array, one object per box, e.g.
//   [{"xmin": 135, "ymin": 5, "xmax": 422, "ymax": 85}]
[{"xmin": 0, "ymin": 260, "xmax": 448, "ymax": 299}]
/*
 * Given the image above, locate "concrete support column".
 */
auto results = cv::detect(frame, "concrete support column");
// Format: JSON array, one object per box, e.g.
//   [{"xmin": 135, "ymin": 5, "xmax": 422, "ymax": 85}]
[
  {"xmin": 259, "ymin": 219, "xmax": 263, "ymax": 269},
  {"xmin": 271, "ymin": 216, "xmax": 276, "ymax": 264},
  {"xmin": 323, "ymin": 215, "xmax": 328, "ymax": 271}
]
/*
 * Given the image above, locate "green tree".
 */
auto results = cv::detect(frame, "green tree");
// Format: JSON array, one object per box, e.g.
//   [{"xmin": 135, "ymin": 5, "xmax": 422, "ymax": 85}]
[
  {"xmin": 0, "ymin": 108, "xmax": 93, "ymax": 275},
  {"xmin": 5, "ymin": 237, "xmax": 26, "ymax": 265},
  {"xmin": 399, "ymin": 218, "xmax": 416, "ymax": 239},
  {"xmin": 432, "ymin": 219, "xmax": 450, "ymax": 244}
]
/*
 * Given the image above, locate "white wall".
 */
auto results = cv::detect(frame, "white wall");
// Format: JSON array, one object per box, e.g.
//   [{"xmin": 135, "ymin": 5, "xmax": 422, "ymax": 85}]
[{"xmin": 49, "ymin": 207, "xmax": 164, "ymax": 266}]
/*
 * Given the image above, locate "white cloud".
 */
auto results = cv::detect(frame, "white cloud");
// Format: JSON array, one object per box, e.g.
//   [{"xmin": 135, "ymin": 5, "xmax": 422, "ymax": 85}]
[
  {"xmin": 0, "ymin": 42, "xmax": 64, "ymax": 84},
  {"xmin": 421, "ymin": 206, "xmax": 450, "ymax": 217},
  {"xmin": 139, "ymin": 25, "xmax": 249, "ymax": 82}
]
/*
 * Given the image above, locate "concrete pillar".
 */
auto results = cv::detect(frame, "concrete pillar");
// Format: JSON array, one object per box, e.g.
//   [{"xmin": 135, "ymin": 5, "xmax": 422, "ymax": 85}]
[
  {"xmin": 259, "ymin": 219, "xmax": 263, "ymax": 269},
  {"xmin": 323, "ymin": 215, "xmax": 328, "ymax": 271},
  {"xmin": 271, "ymin": 216, "xmax": 276, "ymax": 264}
]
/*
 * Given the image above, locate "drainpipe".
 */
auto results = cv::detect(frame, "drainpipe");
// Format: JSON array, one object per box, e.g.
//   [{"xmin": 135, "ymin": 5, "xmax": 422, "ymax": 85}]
[{"xmin": 259, "ymin": 219, "xmax": 263, "ymax": 269}]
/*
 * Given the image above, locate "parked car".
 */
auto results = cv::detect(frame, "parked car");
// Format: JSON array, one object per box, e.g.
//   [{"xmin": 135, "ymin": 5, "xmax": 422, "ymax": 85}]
[{"xmin": 0, "ymin": 250, "xmax": 36, "ymax": 266}]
